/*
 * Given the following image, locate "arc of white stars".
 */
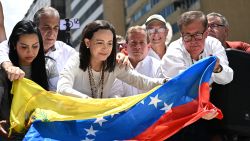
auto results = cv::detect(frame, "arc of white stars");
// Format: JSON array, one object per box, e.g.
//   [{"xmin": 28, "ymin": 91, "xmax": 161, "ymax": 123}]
[
  {"xmin": 148, "ymin": 94, "xmax": 162, "ymax": 108},
  {"xmin": 160, "ymin": 102, "xmax": 173, "ymax": 113},
  {"xmin": 94, "ymin": 117, "xmax": 107, "ymax": 126},
  {"xmin": 81, "ymin": 137, "xmax": 94, "ymax": 141},
  {"xmin": 84, "ymin": 125, "xmax": 98, "ymax": 136}
]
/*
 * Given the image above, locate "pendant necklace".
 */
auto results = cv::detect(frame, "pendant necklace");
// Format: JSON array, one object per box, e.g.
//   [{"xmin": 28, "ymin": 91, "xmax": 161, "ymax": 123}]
[{"xmin": 87, "ymin": 65, "xmax": 104, "ymax": 98}]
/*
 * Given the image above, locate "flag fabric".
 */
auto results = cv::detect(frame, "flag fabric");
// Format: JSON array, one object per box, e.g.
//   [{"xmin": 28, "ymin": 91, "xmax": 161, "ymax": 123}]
[{"xmin": 10, "ymin": 56, "xmax": 223, "ymax": 141}]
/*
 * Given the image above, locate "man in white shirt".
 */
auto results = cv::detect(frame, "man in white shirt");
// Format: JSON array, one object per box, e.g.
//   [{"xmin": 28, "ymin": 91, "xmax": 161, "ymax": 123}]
[
  {"xmin": 162, "ymin": 11, "xmax": 233, "ymax": 141},
  {"xmin": 144, "ymin": 14, "xmax": 173, "ymax": 60},
  {"xmin": 161, "ymin": 11, "xmax": 233, "ymax": 85},
  {"xmin": 0, "ymin": 7, "xmax": 77, "ymax": 81},
  {"xmin": 111, "ymin": 25, "xmax": 162, "ymax": 97}
]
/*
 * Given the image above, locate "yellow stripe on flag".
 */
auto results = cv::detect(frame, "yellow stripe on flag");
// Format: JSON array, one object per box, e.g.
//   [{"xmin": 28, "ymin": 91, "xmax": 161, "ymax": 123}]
[{"xmin": 10, "ymin": 78, "xmax": 160, "ymax": 133}]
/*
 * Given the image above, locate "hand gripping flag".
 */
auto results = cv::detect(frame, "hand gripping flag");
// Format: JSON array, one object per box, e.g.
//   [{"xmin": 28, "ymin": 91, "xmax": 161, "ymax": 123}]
[{"xmin": 10, "ymin": 56, "xmax": 222, "ymax": 141}]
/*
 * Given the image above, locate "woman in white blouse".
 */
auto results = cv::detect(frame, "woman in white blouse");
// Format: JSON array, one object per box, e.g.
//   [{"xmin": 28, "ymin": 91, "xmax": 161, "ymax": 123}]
[{"xmin": 57, "ymin": 20, "xmax": 167, "ymax": 98}]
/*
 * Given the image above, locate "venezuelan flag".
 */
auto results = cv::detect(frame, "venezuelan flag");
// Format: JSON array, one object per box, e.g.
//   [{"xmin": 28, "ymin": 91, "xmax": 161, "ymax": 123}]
[{"xmin": 10, "ymin": 56, "xmax": 222, "ymax": 141}]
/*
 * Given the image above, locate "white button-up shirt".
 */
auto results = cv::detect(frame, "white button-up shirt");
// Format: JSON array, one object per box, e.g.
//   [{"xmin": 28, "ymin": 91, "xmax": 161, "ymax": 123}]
[
  {"xmin": 161, "ymin": 36, "xmax": 233, "ymax": 85},
  {"xmin": 45, "ymin": 41, "xmax": 77, "ymax": 72},
  {"xmin": 110, "ymin": 56, "xmax": 162, "ymax": 97},
  {"xmin": 148, "ymin": 48, "xmax": 162, "ymax": 61}
]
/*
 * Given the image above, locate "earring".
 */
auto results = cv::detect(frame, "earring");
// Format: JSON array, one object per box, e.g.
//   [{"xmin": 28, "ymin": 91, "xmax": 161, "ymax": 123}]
[{"xmin": 86, "ymin": 46, "xmax": 89, "ymax": 48}]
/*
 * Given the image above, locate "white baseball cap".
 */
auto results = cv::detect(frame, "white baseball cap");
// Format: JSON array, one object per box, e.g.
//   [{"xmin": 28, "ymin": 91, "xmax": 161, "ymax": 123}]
[
  {"xmin": 144, "ymin": 14, "xmax": 173, "ymax": 45},
  {"xmin": 145, "ymin": 14, "xmax": 167, "ymax": 27}
]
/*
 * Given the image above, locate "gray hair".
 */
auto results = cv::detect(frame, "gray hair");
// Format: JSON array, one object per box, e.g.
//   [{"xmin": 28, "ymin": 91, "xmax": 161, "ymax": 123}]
[
  {"xmin": 178, "ymin": 11, "xmax": 207, "ymax": 32},
  {"xmin": 33, "ymin": 6, "xmax": 60, "ymax": 26},
  {"xmin": 207, "ymin": 12, "xmax": 229, "ymax": 27}
]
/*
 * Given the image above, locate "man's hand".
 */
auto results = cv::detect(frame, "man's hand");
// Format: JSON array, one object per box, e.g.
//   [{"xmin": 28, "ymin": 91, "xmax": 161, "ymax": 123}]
[
  {"xmin": 116, "ymin": 52, "xmax": 131, "ymax": 69},
  {"xmin": 213, "ymin": 57, "xmax": 222, "ymax": 73},
  {"xmin": 202, "ymin": 110, "xmax": 218, "ymax": 120},
  {"xmin": 2, "ymin": 61, "xmax": 25, "ymax": 81}
]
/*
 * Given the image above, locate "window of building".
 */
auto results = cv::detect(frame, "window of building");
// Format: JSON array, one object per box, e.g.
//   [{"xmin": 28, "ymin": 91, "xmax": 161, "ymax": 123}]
[
  {"xmin": 126, "ymin": 0, "xmax": 137, "ymax": 7},
  {"xmin": 150, "ymin": 0, "xmax": 160, "ymax": 6},
  {"xmin": 172, "ymin": 22, "xmax": 179, "ymax": 34},
  {"xmin": 159, "ymin": 4, "xmax": 175, "ymax": 18}
]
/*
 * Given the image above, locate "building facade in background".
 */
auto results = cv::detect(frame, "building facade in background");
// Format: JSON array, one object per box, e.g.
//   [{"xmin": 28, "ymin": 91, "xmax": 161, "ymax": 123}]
[
  {"xmin": 23, "ymin": 0, "xmax": 51, "ymax": 21},
  {"xmin": 24, "ymin": 0, "xmax": 250, "ymax": 48}
]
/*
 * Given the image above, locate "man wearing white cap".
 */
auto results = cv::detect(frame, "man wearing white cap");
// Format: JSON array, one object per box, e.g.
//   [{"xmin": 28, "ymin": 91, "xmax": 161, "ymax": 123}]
[{"xmin": 145, "ymin": 14, "xmax": 173, "ymax": 60}]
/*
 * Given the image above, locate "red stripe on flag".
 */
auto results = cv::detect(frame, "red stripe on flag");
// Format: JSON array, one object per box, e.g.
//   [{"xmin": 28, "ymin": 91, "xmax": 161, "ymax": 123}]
[{"xmin": 132, "ymin": 82, "xmax": 223, "ymax": 141}]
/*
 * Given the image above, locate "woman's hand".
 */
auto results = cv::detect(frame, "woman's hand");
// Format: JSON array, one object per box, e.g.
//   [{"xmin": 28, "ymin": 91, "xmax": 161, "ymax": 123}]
[{"xmin": 116, "ymin": 52, "xmax": 131, "ymax": 69}]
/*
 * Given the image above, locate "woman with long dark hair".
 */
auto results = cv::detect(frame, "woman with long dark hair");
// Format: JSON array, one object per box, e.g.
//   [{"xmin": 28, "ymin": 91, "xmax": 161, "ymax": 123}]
[
  {"xmin": 57, "ymin": 20, "xmax": 167, "ymax": 98},
  {"xmin": 0, "ymin": 20, "xmax": 58, "ymax": 140}
]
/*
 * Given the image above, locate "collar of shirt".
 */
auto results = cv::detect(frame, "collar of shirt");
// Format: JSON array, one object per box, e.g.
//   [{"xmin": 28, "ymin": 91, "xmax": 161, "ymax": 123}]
[{"xmin": 46, "ymin": 45, "xmax": 57, "ymax": 54}]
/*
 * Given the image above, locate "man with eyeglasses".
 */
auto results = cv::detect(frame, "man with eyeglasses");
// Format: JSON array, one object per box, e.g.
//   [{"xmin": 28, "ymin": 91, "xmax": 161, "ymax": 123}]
[
  {"xmin": 111, "ymin": 25, "xmax": 162, "ymax": 96},
  {"xmin": 161, "ymin": 10, "xmax": 234, "ymax": 141},
  {"xmin": 207, "ymin": 12, "xmax": 250, "ymax": 53},
  {"xmin": 207, "ymin": 12, "xmax": 250, "ymax": 141},
  {"xmin": 161, "ymin": 11, "xmax": 233, "ymax": 85},
  {"xmin": 144, "ymin": 14, "xmax": 173, "ymax": 60}
]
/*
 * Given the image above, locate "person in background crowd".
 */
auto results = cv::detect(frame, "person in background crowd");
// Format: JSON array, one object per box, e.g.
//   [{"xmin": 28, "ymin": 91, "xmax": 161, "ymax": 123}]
[
  {"xmin": 57, "ymin": 20, "xmax": 167, "ymax": 98},
  {"xmin": 0, "ymin": 1, "xmax": 6, "ymax": 43},
  {"xmin": 116, "ymin": 34, "xmax": 127, "ymax": 55},
  {"xmin": 145, "ymin": 14, "xmax": 173, "ymax": 60},
  {"xmin": 111, "ymin": 25, "xmax": 162, "ymax": 97},
  {"xmin": 207, "ymin": 12, "xmax": 250, "ymax": 53},
  {"xmin": 0, "ymin": 20, "xmax": 57, "ymax": 140},
  {"xmin": 0, "ymin": 6, "xmax": 77, "ymax": 81}
]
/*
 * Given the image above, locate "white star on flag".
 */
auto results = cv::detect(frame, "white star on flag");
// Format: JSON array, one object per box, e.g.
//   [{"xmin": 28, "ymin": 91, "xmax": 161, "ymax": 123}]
[
  {"xmin": 149, "ymin": 94, "xmax": 162, "ymax": 108},
  {"xmin": 160, "ymin": 102, "xmax": 173, "ymax": 113},
  {"xmin": 94, "ymin": 117, "xmax": 107, "ymax": 126},
  {"xmin": 81, "ymin": 137, "xmax": 94, "ymax": 141},
  {"xmin": 110, "ymin": 112, "xmax": 119, "ymax": 118},
  {"xmin": 140, "ymin": 100, "xmax": 144, "ymax": 104},
  {"xmin": 84, "ymin": 125, "xmax": 98, "ymax": 136}
]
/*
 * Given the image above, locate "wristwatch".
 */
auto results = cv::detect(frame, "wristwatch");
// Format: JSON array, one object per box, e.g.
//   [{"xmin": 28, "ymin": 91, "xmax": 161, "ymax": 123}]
[{"xmin": 214, "ymin": 65, "xmax": 223, "ymax": 73}]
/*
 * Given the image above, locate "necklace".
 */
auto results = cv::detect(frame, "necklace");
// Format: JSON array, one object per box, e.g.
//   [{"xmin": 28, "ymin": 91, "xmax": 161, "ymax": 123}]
[{"xmin": 87, "ymin": 65, "xmax": 104, "ymax": 98}]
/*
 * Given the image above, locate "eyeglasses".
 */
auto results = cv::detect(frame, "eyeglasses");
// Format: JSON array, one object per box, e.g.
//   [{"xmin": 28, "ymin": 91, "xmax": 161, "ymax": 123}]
[
  {"xmin": 94, "ymin": 40, "xmax": 113, "ymax": 48},
  {"xmin": 147, "ymin": 27, "xmax": 166, "ymax": 34},
  {"xmin": 208, "ymin": 23, "xmax": 224, "ymax": 29},
  {"xmin": 182, "ymin": 30, "xmax": 206, "ymax": 42}
]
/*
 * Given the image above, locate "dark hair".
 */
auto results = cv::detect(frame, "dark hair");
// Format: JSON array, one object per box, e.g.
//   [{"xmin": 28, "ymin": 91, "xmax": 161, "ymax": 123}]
[
  {"xmin": 79, "ymin": 20, "xmax": 116, "ymax": 72},
  {"xmin": 178, "ymin": 11, "xmax": 208, "ymax": 32},
  {"xmin": 8, "ymin": 20, "xmax": 49, "ymax": 90}
]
